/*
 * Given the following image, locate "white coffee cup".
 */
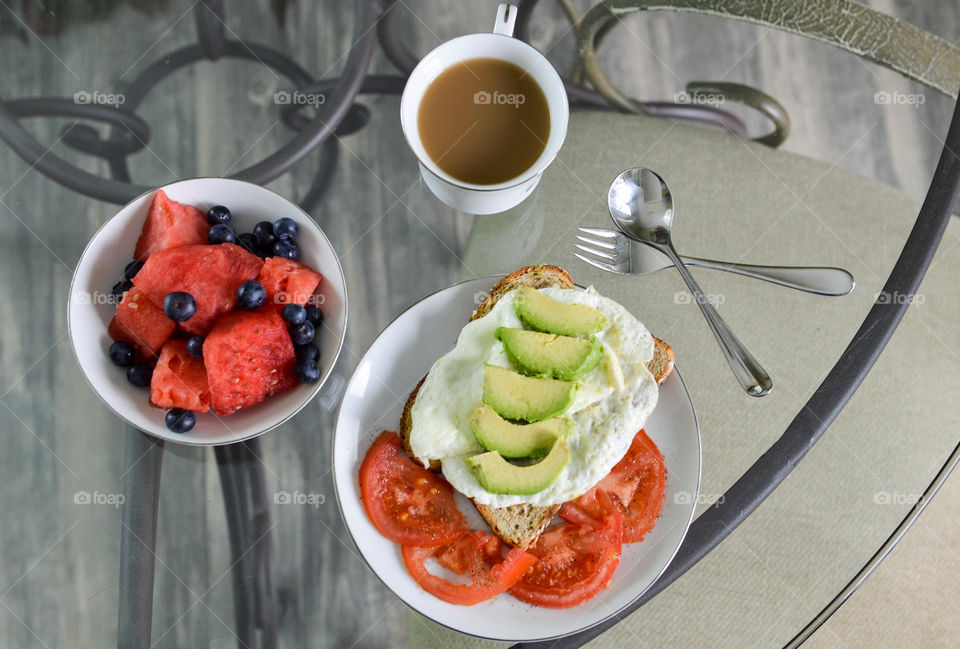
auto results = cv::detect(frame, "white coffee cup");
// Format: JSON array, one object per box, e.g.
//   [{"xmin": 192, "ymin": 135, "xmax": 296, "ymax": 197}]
[{"xmin": 400, "ymin": 4, "xmax": 569, "ymax": 215}]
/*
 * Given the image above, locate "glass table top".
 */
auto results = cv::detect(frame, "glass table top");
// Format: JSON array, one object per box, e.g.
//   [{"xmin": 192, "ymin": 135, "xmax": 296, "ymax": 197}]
[{"xmin": 1, "ymin": 1, "xmax": 958, "ymax": 648}]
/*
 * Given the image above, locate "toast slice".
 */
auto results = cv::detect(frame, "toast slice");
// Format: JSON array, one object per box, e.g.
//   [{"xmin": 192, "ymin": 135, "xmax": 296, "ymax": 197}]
[{"xmin": 400, "ymin": 265, "xmax": 674, "ymax": 549}]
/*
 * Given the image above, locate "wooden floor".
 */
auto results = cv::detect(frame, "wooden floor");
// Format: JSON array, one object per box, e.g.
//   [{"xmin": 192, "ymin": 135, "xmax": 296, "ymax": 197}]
[{"xmin": 0, "ymin": 1, "xmax": 957, "ymax": 648}]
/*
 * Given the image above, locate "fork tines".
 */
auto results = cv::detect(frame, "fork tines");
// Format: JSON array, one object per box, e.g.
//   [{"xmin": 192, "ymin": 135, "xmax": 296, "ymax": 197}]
[
  {"xmin": 575, "ymin": 234, "xmax": 616, "ymax": 250},
  {"xmin": 574, "ymin": 243, "xmax": 616, "ymax": 262},
  {"xmin": 574, "ymin": 252, "xmax": 617, "ymax": 273},
  {"xmin": 574, "ymin": 227, "xmax": 628, "ymax": 274}
]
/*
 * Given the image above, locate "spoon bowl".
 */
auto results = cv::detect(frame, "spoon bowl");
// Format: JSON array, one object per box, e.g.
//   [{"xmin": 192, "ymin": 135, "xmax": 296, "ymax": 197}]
[{"xmin": 608, "ymin": 168, "xmax": 675, "ymax": 245}]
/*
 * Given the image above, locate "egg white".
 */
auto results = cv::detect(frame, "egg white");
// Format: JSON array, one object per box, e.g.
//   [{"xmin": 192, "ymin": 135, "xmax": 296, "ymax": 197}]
[{"xmin": 409, "ymin": 286, "xmax": 658, "ymax": 507}]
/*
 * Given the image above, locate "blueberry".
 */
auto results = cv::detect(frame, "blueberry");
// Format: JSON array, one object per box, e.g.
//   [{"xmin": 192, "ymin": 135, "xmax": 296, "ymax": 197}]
[
  {"xmin": 165, "ymin": 408, "xmax": 196, "ymax": 433},
  {"xmin": 305, "ymin": 306, "xmax": 324, "ymax": 326},
  {"xmin": 236, "ymin": 280, "xmax": 266, "ymax": 310},
  {"xmin": 281, "ymin": 304, "xmax": 306, "ymax": 325},
  {"xmin": 206, "ymin": 205, "xmax": 232, "ymax": 225},
  {"xmin": 288, "ymin": 321, "xmax": 315, "ymax": 346},
  {"xmin": 208, "ymin": 223, "xmax": 237, "ymax": 245},
  {"xmin": 253, "ymin": 221, "xmax": 276, "ymax": 248},
  {"xmin": 126, "ymin": 363, "xmax": 153, "ymax": 387},
  {"xmin": 295, "ymin": 343, "xmax": 319, "ymax": 364},
  {"xmin": 123, "ymin": 260, "xmax": 144, "ymax": 280},
  {"xmin": 109, "ymin": 341, "xmax": 135, "ymax": 367},
  {"xmin": 272, "ymin": 239, "xmax": 299, "ymax": 260},
  {"xmin": 295, "ymin": 359, "xmax": 321, "ymax": 384},
  {"xmin": 237, "ymin": 232, "xmax": 258, "ymax": 254},
  {"xmin": 163, "ymin": 292, "xmax": 197, "ymax": 322},
  {"xmin": 112, "ymin": 280, "xmax": 133, "ymax": 301},
  {"xmin": 273, "ymin": 217, "xmax": 298, "ymax": 241},
  {"xmin": 186, "ymin": 335, "xmax": 204, "ymax": 359}
]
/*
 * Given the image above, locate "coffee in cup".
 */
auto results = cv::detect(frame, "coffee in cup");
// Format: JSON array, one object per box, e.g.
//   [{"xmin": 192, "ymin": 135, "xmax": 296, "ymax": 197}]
[{"xmin": 400, "ymin": 4, "xmax": 569, "ymax": 214}]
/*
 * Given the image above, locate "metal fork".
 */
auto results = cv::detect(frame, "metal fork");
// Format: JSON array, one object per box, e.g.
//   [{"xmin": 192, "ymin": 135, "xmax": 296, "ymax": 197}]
[{"xmin": 575, "ymin": 227, "xmax": 855, "ymax": 296}]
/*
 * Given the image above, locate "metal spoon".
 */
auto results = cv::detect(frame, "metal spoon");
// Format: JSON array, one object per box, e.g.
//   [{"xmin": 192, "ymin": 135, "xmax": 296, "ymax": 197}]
[{"xmin": 607, "ymin": 168, "xmax": 773, "ymax": 397}]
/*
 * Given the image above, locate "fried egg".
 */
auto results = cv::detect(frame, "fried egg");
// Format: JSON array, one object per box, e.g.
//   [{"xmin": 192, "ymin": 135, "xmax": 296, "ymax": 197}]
[{"xmin": 409, "ymin": 286, "xmax": 658, "ymax": 507}]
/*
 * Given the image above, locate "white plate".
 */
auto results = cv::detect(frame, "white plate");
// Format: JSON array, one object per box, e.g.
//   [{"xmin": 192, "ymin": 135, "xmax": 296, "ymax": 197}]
[
  {"xmin": 333, "ymin": 276, "xmax": 701, "ymax": 642},
  {"xmin": 67, "ymin": 178, "xmax": 347, "ymax": 446}
]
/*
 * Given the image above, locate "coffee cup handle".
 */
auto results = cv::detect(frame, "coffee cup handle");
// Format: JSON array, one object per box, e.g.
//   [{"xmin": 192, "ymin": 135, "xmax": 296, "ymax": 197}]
[{"xmin": 493, "ymin": 4, "xmax": 517, "ymax": 37}]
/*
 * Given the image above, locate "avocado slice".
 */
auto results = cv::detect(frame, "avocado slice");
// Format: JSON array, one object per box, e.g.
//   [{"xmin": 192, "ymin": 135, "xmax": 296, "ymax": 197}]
[
  {"xmin": 470, "ymin": 403, "xmax": 571, "ymax": 458},
  {"xmin": 496, "ymin": 327, "xmax": 603, "ymax": 381},
  {"xmin": 465, "ymin": 438, "xmax": 570, "ymax": 495},
  {"xmin": 514, "ymin": 286, "xmax": 608, "ymax": 336},
  {"xmin": 482, "ymin": 365, "xmax": 576, "ymax": 422}
]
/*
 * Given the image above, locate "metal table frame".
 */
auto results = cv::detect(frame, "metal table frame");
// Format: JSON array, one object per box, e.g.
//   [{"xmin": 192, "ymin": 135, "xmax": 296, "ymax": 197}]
[{"xmin": 1, "ymin": 1, "xmax": 958, "ymax": 648}]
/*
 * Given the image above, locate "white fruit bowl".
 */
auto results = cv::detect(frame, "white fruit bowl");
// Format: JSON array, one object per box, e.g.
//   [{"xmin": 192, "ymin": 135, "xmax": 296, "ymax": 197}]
[{"xmin": 67, "ymin": 178, "xmax": 348, "ymax": 446}]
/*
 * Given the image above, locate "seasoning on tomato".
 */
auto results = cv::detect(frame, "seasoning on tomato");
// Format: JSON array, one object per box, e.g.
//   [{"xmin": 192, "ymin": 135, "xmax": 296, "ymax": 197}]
[
  {"xmin": 511, "ymin": 492, "xmax": 624, "ymax": 609},
  {"xmin": 359, "ymin": 431, "xmax": 468, "ymax": 545},
  {"xmin": 619, "ymin": 431, "xmax": 665, "ymax": 543},
  {"xmin": 402, "ymin": 531, "xmax": 537, "ymax": 606}
]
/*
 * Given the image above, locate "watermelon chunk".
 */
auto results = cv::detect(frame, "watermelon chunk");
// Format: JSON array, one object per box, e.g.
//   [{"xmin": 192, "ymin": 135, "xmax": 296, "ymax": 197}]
[
  {"xmin": 150, "ymin": 340, "xmax": 211, "ymax": 412},
  {"xmin": 203, "ymin": 308, "xmax": 298, "ymax": 415},
  {"xmin": 257, "ymin": 257, "xmax": 323, "ymax": 306},
  {"xmin": 132, "ymin": 243, "xmax": 264, "ymax": 335},
  {"xmin": 108, "ymin": 288, "xmax": 176, "ymax": 357},
  {"xmin": 134, "ymin": 189, "xmax": 209, "ymax": 260}
]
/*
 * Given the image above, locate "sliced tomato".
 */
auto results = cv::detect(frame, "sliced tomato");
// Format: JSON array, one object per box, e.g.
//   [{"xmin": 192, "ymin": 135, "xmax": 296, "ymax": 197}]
[
  {"xmin": 360, "ymin": 431, "xmax": 467, "ymax": 545},
  {"xmin": 621, "ymin": 432, "xmax": 666, "ymax": 543},
  {"xmin": 559, "ymin": 429, "xmax": 666, "ymax": 543},
  {"xmin": 511, "ymin": 492, "xmax": 624, "ymax": 608},
  {"xmin": 436, "ymin": 530, "xmax": 502, "ymax": 574},
  {"xmin": 403, "ymin": 532, "xmax": 537, "ymax": 606}
]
